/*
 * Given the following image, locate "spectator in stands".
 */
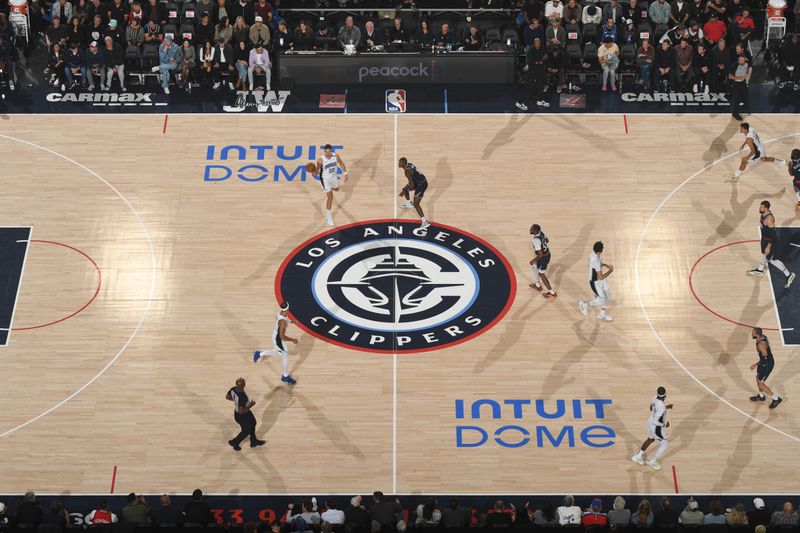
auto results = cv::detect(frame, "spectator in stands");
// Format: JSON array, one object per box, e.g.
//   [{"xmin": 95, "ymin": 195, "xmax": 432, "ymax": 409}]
[
  {"xmin": 563, "ymin": 0, "xmax": 582, "ymax": 27},
  {"xmin": 524, "ymin": 18, "xmax": 545, "ymax": 47},
  {"xmin": 621, "ymin": 19, "xmax": 637, "ymax": 44},
  {"xmin": 685, "ymin": 20, "xmax": 704, "ymax": 44},
  {"xmin": 608, "ymin": 497, "xmax": 631, "ymax": 529},
  {"xmin": 126, "ymin": 17, "xmax": 143, "ymax": 46},
  {"xmin": 338, "ymin": 16, "xmax": 361, "ymax": 49},
  {"xmin": 443, "ymin": 498, "xmax": 471, "ymax": 528},
  {"xmin": 232, "ymin": 16, "xmax": 250, "ymax": 45},
  {"xmin": 42, "ymin": 500, "xmax": 68, "ymax": 531},
  {"xmin": 294, "ymin": 19, "xmax": 314, "ymax": 50},
  {"xmin": 650, "ymin": 0, "xmax": 671, "ymax": 25},
  {"xmin": 233, "ymin": 39, "xmax": 248, "ymax": 88},
  {"xmin": 314, "ymin": 22, "xmax": 336, "ymax": 50},
  {"xmin": 52, "ymin": 0, "xmax": 73, "ymax": 24},
  {"xmin": 83, "ymin": 40, "xmax": 105, "ymax": 90},
  {"xmin": 214, "ymin": 0, "xmax": 229, "ymax": 25},
  {"xmin": 321, "ymin": 500, "xmax": 345, "ymax": 526},
  {"xmin": 64, "ymin": 41, "xmax": 83, "ymax": 89},
  {"xmin": 703, "ymin": 12, "xmax": 726, "ymax": 44},
  {"xmin": 599, "ymin": 35, "xmax": 620, "ymax": 90},
  {"xmin": 216, "ymin": 16, "xmax": 233, "ymax": 45},
  {"xmin": 693, "ymin": 41, "xmax": 711, "ymax": 91},
  {"xmin": 689, "ymin": 0, "xmax": 706, "ymax": 23},
  {"xmin": 582, "ymin": 499, "xmax": 608, "ymax": 527},
  {"xmin": 416, "ymin": 498, "xmax": 442, "ymax": 527},
  {"xmin": 557, "ymin": 495, "xmax": 582, "ymax": 525},
  {"xmin": 105, "ymin": 18, "xmax": 124, "ymax": 45},
  {"xmin": 435, "ymin": 23, "xmax": 455, "ymax": 47},
  {"xmin": 288, "ymin": 501, "xmax": 321, "ymax": 528},
  {"xmin": 603, "ymin": 0, "xmax": 624, "ymax": 25},
  {"xmin": 726, "ymin": 0, "xmax": 742, "ymax": 20},
  {"xmin": 0, "ymin": 502, "xmax": 9, "ymax": 530},
  {"xmin": 486, "ymin": 500, "xmax": 514, "ymax": 528},
  {"xmin": 248, "ymin": 40, "xmax": 270, "ymax": 90},
  {"xmin": 463, "ymin": 24, "xmax": 483, "ymax": 50},
  {"xmin": 86, "ymin": 499, "xmax": 118, "ymax": 526},
  {"xmin": 517, "ymin": 37, "xmax": 547, "ymax": 110},
  {"xmin": 102, "ymin": 35, "xmax": 125, "ymax": 90},
  {"xmin": 388, "ymin": 17, "xmax": 408, "ymax": 43},
  {"xmin": 748, "ymin": 499, "xmax": 771, "ymax": 529},
  {"xmin": 523, "ymin": 0, "xmax": 545, "ymax": 25},
  {"xmin": 730, "ymin": 8, "xmax": 754, "ymax": 44},
  {"xmin": 674, "ymin": 36, "xmax": 693, "ymax": 88},
  {"xmin": 371, "ymin": 492, "xmax": 402, "ymax": 532},
  {"xmin": 127, "ymin": 1, "xmax": 144, "ymax": 25},
  {"xmin": 253, "ymin": 0, "xmax": 273, "ymax": 24},
  {"xmin": 637, "ymin": 37, "xmax": 655, "ymax": 88},
  {"xmin": 726, "ymin": 503, "xmax": 749, "ymax": 526},
  {"xmin": 152, "ymin": 495, "xmax": 182, "ymax": 527},
  {"xmin": 654, "ymin": 38, "xmax": 675, "ymax": 89},
  {"xmin": 107, "ymin": 0, "xmax": 128, "ymax": 28},
  {"xmin": 67, "ymin": 17, "xmax": 86, "ymax": 47},
  {"xmin": 249, "ymin": 16, "xmax": 270, "ymax": 46},
  {"xmin": 679, "ymin": 498, "xmax": 704, "ymax": 525},
  {"xmin": 345, "ymin": 496, "xmax": 370, "ymax": 532},
  {"xmin": 705, "ymin": 0, "xmax": 727, "ymax": 21},
  {"xmin": 671, "ymin": 0, "xmax": 691, "ymax": 25},
  {"xmin": 15, "ymin": 492, "xmax": 42, "ymax": 528},
  {"xmin": 660, "ymin": 23, "xmax": 685, "ymax": 45},
  {"xmin": 230, "ymin": 0, "xmax": 254, "ymax": 26},
  {"xmin": 274, "ymin": 20, "xmax": 291, "ymax": 51},
  {"xmin": 546, "ymin": 16, "xmax": 566, "ymax": 46},
  {"xmin": 362, "ymin": 20, "xmax": 383, "ymax": 47},
  {"xmin": 711, "ymin": 37, "xmax": 730, "ymax": 90},
  {"xmin": 414, "ymin": 20, "xmax": 434, "ymax": 47},
  {"xmin": 46, "ymin": 17, "xmax": 68, "ymax": 49},
  {"xmin": 632, "ymin": 501, "xmax": 654, "ymax": 527},
  {"xmin": 143, "ymin": 0, "xmax": 164, "ymax": 25},
  {"xmin": 196, "ymin": 0, "xmax": 215, "ymax": 20},
  {"xmin": 733, "ymin": 40, "xmax": 751, "ymax": 63},
  {"xmin": 703, "ymin": 500, "xmax": 726, "ymax": 525},
  {"xmin": 545, "ymin": 0, "xmax": 565, "ymax": 20},
  {"xmin": 770, "ymin": 503, "xmax": 799, "ymax": 527},
  {"xmin": 178, "ymin": 38, "xmax": 196, "ymax": 88},
  {"xmin": 533, "ymin": 502, "xmax": 557, "ymax": 526},
  {"xmin": 155, "ymin": 34, "xmax": 179, "ymax": 93},
  {"xmin": 626, "ymin": 0, "xmax": 644, "ymax": 26},
  {"xmin": 546, "ymin": 44, "xmax": 567, "ymax": 91},
  {"xmin": 654, "ymin": 497, "xmax": 679, "ymax": 529},
  {"xmin": 122, "ymin": 493, "xmax": 151, "ymax": 525},
  {"xmin": 195, "ymin": 13, "xmax": 213, "ymax": 45},
  {"xmin": 72, "ymin": 0, "xmax": 89, "ymax": 25},
  {"xmin": 583, "ymin": 4, "xmax": 602, "ymax": 25},
  {"xmin": 213, "ymin": 36, "xmax": 234, "ymax": 88},
  {"xmin": 48, "ymin": 42, "xmax": 67, "ymax": 89},
  {"xmin": 143, "ymin": 18, "xmax": 162, "ymax": 45},
  {"xmin": 184, "ymin": 489, "xmax": 212, "ymax": 526},
  {"xmin": 601, "ymin": 17, "xmax": 619, "ymax": 43}
]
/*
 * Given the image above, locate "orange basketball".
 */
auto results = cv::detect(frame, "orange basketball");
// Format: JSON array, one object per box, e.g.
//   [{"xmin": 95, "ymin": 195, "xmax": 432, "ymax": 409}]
[{"xmin": 305, "ymin": 162, "xmax": 317, "ymax": 173}]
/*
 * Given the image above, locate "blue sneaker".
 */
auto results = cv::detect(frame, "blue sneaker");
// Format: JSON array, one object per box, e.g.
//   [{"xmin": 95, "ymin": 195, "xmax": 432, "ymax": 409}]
[
  {"xmin": 253, "ymin": 351, "xmax": 261, "ymax": 363},
  {"xmin": 281, "ymin": 374, "xmax": 297, "ymax": 385}
]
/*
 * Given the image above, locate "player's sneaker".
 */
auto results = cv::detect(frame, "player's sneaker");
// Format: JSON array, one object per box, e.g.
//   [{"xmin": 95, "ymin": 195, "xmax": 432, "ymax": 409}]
[
  {"xmin": 579, "ymin": 301, "xmax": 589, "ymax": 316},
  {"xmin": 325, "ymin": 213, "xmax": 334, "ymax": 227},
  {"xmin": 785, "ymin": 272, "xmax": 795, "ymax": 288},
  {"xmin": 536, "ymin": 100, "xmax": 550, "ymax": 108},
  {"xmin": 631, "ymin": 454, "xmax": 646, "ymax": 466},
  {"xmin": 728, "ymin": 174, "xmax": 739, "ymax": 182},
  {"xmin": 769, "ymin": 397, "xmax": 783, "ymax": 409},
  {"xmin": 749, "ymin": 394, "xmax": 766, "ymax": 401},
  {"xmin": 530, "ymin": 283, "xmax": 543, "ymax": 291},
  {"xmin": 598, "ymin": 312, "xmax": 613, "ymax": 321},
  {"xmin": 646, "ymin": 459, "xmax": 662, "ymax": 471},
  {"xmin": 253, "ymin": 351, "xmax": 261, "ymax": 363},
  {"xmin": 544, "ymin": 292, "xmax": 558, "ymax": 300},
  {"xmin": 747, "ymin": 268, "xmax": 764, "ymax": 277},
  {"xmin": 515, "ymin": 101, "xmax": 528, "ymax": 111},
  {"xmin": 420, "ymin": 218, "xmax": 431, "ymax": 229},
  {"xmin": 400, "ymin": 201, "xmax": 414, "ymax": 209},
  {"xmin": 281, "ymin": 374, "xmax": 297, "ymax": 385}
]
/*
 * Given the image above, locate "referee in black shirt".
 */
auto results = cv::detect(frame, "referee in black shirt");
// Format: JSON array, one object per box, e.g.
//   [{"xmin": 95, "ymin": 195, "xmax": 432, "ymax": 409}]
[{"xmin": 226, "ymin": 378, "xmax": 265, "ymax": 451}]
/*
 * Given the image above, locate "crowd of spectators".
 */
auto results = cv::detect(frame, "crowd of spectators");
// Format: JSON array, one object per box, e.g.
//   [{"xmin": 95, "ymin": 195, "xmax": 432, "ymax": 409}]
[{"xmin": 4, "ymin": 491, "xmax": 800, "ymax": 532}]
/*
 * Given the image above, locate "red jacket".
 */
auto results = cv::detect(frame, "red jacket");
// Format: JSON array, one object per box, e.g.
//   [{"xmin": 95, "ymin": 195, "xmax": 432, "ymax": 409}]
[{"xmin": 703, "ymin": 19, "xmax": 727, "ymax": 42}]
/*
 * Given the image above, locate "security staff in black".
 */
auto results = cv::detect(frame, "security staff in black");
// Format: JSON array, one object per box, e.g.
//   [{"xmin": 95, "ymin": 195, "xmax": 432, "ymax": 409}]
[
  {"xmin": 226, "ymin": 377, "xmax": 266, "ymax": 450},
  {"xmin": 790, "ymin": 148, "xmax": 800, "ymax": 209},
  {"xmin": 749, "ymin": 327, "xmax": 782, "ymax": 409}
]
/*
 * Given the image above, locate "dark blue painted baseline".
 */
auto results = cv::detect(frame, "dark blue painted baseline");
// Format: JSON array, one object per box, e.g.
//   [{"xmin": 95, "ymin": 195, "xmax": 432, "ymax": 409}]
[{"xmin": 0, "ymin": 227, "xmax": 32, "ymax": 346}]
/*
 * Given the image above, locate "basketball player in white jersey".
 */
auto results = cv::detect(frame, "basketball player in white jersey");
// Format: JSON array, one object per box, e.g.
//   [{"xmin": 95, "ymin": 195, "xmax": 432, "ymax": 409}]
[
  {"xmin": 631, "ymin": 386, "xmax": 673, "ymax": 471},
  {"xmin": 253, "ymin": 301, "xmax": 298, "ymax": 385},
  {"xmin": 529, "ymin": 224, "xmax": 557, "ymax": 299},
  {"xmin": 315, "ymin": 144, "xmax": 349, "ymax": 227},
  {"xmin": 731, "ymin": 123, "xmax": 785, "ymax": 181},
  {"xmin": 579, "ymin": 241, "xmax": 613, "ymax": 321},
  {"xmin": 747, "ymin": 200, "xmax": 795, "ymax": 288}
]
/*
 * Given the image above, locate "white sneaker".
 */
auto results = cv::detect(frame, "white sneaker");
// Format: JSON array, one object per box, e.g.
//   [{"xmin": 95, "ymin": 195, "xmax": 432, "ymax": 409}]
[
  {"xmin": 536, "ymin": 100, "xmax": 550, "ymax": 108},
  {"xmin": 704, "ymin": 84, "xmax": 710, "ymax": 94},
  {"xmin": 692, "ymin": 83, "xmax": 698, "ymax": 93},
  {"xmin": 101, "ymin": 84, "xmax": 108, "ymax": 91},
  {"xmin": 579, "ymin": 301, "xmax": 588, "ymax": 316},
  {"xmin": 400, "ymin": 201, "xmax": 413, "ymax": 209},
  {"xmin": 213, "ymin": 81, "xmax": 221, "ymax": 89},
  {"xmin": 121, "ymin": 86, "xmax": 127, "ymax": 92},
  {"xmin": 164, "ymin": 87, "xmax": 170, "ymax": 94},
  {"xmin": 87, "ymin": 84, "xmax": 95, "ymax": 91},
  {"xmin": 325, "ymin": 214, "xmax": 334, "ymax": 227},
  {"xmin": 151, "ymin": 65, "xmax": 160, "ymax": 73},
  {"xmin": 747, "ymin": 268, "xmax": 764, "ymax": 277},
  {"xmin": 631, "ymin": 454, "xmax": 646, "ymax": 466},
  {"xmin": 598, "ymin": 312, "xmax": 613, "ymax": 321},
  {"xmin": 228, "ymin": 82, "xmax": 235, "ymax": 90},
  {"xmin": 60, "ymin": 83, "xmax": 66, "ymax": 91},
  {"xmin": 786, "ymin": 272, "xmax": 796, "ymax": 288},
  {"xmin": 515, "ymin": 101, "xmax": 528, "ymax": 111},
  {"xmin": 646, "ymin": 459, "xmax": 662, "ymax": 471},
  {"xmin": 249, "ymin": 84, "xmax": 254, "ymax": 91},
  {"xmin": 420, "ymin": 218, "xmax": 431, "ymax": 229}
]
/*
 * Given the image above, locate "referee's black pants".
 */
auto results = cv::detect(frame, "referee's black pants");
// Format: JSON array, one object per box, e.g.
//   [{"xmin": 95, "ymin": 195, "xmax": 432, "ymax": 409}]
[
  {"xmin": 232, "ymin": 411, "xmax": 258, "ymax": 446},
  {"xmin": 730, "ymin": 81, "xmax": 748, "ymax": 117}
]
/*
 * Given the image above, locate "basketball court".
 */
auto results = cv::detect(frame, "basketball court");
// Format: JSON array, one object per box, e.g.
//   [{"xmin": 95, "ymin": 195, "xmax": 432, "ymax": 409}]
[{"xmin": 0, "ymin": 113, "xmax": 799, "ymax": 497}]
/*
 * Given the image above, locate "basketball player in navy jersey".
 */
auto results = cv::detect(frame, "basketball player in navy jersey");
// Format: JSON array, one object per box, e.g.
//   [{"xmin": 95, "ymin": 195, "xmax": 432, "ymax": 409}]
[
  {"xmin": 789, "ymin": 148, "xmax": 800, "ymax": 209},
  {"xmin": 747, "ymin": 200, "xmax": 795, "ymax": 288},
  {"xmin": 529, "ymin": 224, "xmax": 557, "ymax": 299},
  {"xmin": 398, "ymin": 157, "xmax": 430, "ymax": 229},
  {"xmin": 750, "ymin": 327, "xmax": 782, "ymax": 409}
]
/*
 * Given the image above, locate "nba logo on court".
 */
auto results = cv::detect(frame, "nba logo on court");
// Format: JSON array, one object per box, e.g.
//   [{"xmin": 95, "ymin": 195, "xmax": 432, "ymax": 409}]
[{"xmin": 385, "ymin": 90, "xmax": 406, "ymax": 113}]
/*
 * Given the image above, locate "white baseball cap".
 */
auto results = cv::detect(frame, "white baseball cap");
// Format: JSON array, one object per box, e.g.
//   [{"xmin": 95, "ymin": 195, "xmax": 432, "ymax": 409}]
[
  {"xmin": 255, "ymin": 15, "xmax": 263, "ymax": 22},
  {"xmin": 754, "ymin": 498, "xmax": 765, "ymax": 510}
]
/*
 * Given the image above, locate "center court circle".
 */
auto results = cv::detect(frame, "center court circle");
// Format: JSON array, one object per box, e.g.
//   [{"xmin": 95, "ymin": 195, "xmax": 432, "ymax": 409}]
[{"xmin": 275, "ymin": 219, "xmax": 516, "ymax": 353}]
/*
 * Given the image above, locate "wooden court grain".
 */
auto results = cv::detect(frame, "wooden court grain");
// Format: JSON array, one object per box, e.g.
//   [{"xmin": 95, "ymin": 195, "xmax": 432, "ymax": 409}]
[{"xmin": 0, "ymin": 114, "xmax": 798, "ymax": 495}]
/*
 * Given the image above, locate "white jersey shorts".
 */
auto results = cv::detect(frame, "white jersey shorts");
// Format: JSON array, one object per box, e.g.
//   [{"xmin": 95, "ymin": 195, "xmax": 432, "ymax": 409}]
[
  {"xmin": 321, "ymin": 174, "xmax": 340, "ymax": 193},
  {"xmin": 647, "ymin": 423, "xmax": 667, "ymax": 442}
]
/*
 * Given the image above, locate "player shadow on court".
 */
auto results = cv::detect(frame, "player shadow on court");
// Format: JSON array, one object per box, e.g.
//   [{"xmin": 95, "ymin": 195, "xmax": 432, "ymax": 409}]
[
  {"xmin": 710, "ymin": 417, "xmax": 761, "ymax": 493},
  {"xmin": 341, "ymin": 142, "xmax": 382, "ymax": 208},
  {"xmin": 480, "ymin": 114, "xmax": 534, "ymax": 160},
  {"xmin": 693, "ymin": 183, "xmax": 785, "ymax": 245},
  {"xmin": 172, "ymin": 379, "xmax": 288, "ymax": 492},
  {"xmin": 668, "ymin": 388, "xmax": 726, "ymax": 458},
  {"xmin": 548, "ymin": 222, "xmax": 594, "ymax": 290},
  {"xmin": 538, "ymin": 321, "xmax": 601, "ymax": 399},
  {"xmin": 536, "ymin": 116, "xmax": 629, "ymax": 159},
  {"xmin": 691, "ymin": 330, "xmax": 755, "ymax": 394},
  {"xmin": 424, "ymin": 156, "xmax": 455, "ymax": 221},
  {"xmin": 700, "ymin": 119, "xmax": 741, "ymax": 163},
  {"xmin": 472, "ymin": 297, "xmax": 545, "ymax": 373}
]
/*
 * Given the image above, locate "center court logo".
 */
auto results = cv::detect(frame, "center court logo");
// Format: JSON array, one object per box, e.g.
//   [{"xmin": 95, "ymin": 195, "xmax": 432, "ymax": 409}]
[{"xmin": 275, "ymin": 220, "xmax": 516, "ymax": 353}]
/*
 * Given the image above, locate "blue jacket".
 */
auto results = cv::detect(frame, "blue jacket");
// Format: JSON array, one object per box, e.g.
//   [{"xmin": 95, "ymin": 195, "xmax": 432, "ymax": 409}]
[{"xmin": 159, "ymin": 42, "xmax": 180, "ymax": 64}]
